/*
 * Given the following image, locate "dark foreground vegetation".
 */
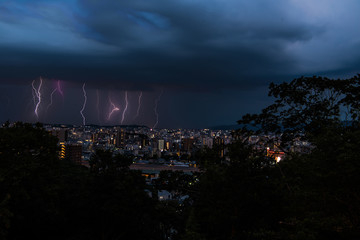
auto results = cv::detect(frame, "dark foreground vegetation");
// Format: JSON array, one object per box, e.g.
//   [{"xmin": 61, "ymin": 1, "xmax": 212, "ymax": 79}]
[{"xmin": 1, "ymin": 75, "xmax": 360, "ymax": 239}]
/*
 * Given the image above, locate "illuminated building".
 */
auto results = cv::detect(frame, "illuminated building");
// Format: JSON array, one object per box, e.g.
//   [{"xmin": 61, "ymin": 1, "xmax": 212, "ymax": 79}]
[
  {"xmin": 213, "ymin": 137, "xmax": 225, "ymax": 158},
  {"xmin": 202, "ymin": 137, "xmax": 213, "ymax": 148},
  {"xmin": 158, "ymin": 140, "xmax": 165, "ymax": 151},
  {"xmin": 266, "ymin": 147, "xmax": 285, "ymax": 162},
  {"xmin": 59, "ymin": 142, "xmax": 66, "ymax": 159},
  {"xmin": 108, "ymin": 134, "xmax": 116, "ymax": 145},
  {"xmin": 116, "ymin": 128, "xmax": 126, "ymax": 148}
]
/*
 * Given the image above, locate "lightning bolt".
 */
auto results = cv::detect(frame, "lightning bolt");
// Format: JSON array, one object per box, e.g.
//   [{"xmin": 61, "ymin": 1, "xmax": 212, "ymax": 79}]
[
  {"xmin": 32, "ymin": 78, "xmax": 43, "ymax": 118},
  {"xmin": 107, "ymin": 98, "xmax": 120, "ymax": 120},
  {"xmin": 57, "ymin": 80, "xmax": 64, "ymax": 97},
  {"xmin": 134, "ymin": 91, "xmax": 143, "ymax": 119},
  {"xmin": 46, "ymin": 88, "xmax": 57, "ymax": 112},
  {"xmin": 80, "ymin": 83, "xmax": 87, "ymax": 126},
  {"xmin": 152, "ymin": 90, "xmax": 163, "ymax": 129},
  {"xmin": 121, "ymin": 91, "xmax": 128, "ymax": 125}
]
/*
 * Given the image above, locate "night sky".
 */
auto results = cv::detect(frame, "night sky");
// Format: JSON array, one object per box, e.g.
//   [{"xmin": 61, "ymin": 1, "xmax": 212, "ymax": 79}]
[{"xmin": 0, "ymin": 0, "xmax": 359, "ymax": 129}]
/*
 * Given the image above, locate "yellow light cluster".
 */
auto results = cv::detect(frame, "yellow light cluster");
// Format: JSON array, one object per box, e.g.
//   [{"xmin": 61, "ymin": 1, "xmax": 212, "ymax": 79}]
[{"xmin": 59, "ymin": 142, "xmax": 66, "ymax": 159}]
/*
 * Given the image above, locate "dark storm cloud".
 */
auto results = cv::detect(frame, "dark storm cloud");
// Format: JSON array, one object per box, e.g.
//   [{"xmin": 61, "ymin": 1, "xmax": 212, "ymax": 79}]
[
  {"xmin": 1, "ymin": 0, "xmax": 360, "ymax": 128},
  {"xmin": 0, "ymin": 0, "xmax": 326, "ymax": 91},
  {"xmin": 73, "ymin": 0, "xmax": 319, "ymax": 88}
]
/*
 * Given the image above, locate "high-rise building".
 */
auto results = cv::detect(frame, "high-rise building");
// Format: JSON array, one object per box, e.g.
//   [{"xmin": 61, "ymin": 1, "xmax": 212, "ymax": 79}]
[
  {"xmin": 65, "ymin": 144, "xmax": 82, "ymax": 165},
  {"xmin": 158, "ymin": 139, "xmax": 165, "ymax": 151},
  {"xmin": 182, "ymin": 138, "xmax": 195, "ymax": 152},
  {"xmin": 116, "ymin": 128, "xmax": 126, "ymax": 148},
  {"xmin": 202, "ymin": 137, "xmax": 213, "ymax": 148},
  {"xmin": 213, "ymin": 137, "xmax": 225, "ymax": 158}
]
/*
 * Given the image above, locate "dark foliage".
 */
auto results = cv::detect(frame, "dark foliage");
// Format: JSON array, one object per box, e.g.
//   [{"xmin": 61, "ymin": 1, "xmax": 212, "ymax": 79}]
[
  {"xmin": 0, "ymin": 123, "xmax": 162, "ymax": 240},
  {"xmin": 181, "ymin": 75, "xmax": 360, "ymax": 239}
]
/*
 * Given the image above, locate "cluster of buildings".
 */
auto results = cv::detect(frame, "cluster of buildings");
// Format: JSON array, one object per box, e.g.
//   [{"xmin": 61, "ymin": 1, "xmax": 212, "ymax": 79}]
[
  {"xmin": 46, "ymin": 124, "xmax": 234, "ymax": 167},
  {"xmin": 45, "ymin": 124, "xmax": 312, "ymax": 168},
  {"xmin": 43, "ymin": 124, "xmax": 312, "ymax": 203}
]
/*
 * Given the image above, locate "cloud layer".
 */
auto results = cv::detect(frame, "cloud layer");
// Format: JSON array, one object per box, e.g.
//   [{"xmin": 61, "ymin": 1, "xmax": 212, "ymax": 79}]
[
  {"xmin": 1, "ymin": 0, "xmax": 358, "ymax": 89},
  {"xmin": 0, "ymin": 0, "xmax": 359, "ymax": 127}
]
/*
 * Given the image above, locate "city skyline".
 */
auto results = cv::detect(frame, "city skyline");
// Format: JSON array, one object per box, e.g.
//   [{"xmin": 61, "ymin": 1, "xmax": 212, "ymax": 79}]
[{"xmin": 1, "ymin": 0, "xmax": 360, "ymax": 128}]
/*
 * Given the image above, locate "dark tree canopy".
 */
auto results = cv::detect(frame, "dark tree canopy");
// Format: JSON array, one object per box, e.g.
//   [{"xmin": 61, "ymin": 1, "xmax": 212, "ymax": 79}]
[
  {"xmin": 186, "ymin": 75, "xmax": 360, "ymax": 239},
  {"xmin": 238, "ymin": 75, "xmax": 360, "ymax": 151},
  {"xmin": 0, "ymin": 123, "xmax": 163, "ymax": 240}
]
